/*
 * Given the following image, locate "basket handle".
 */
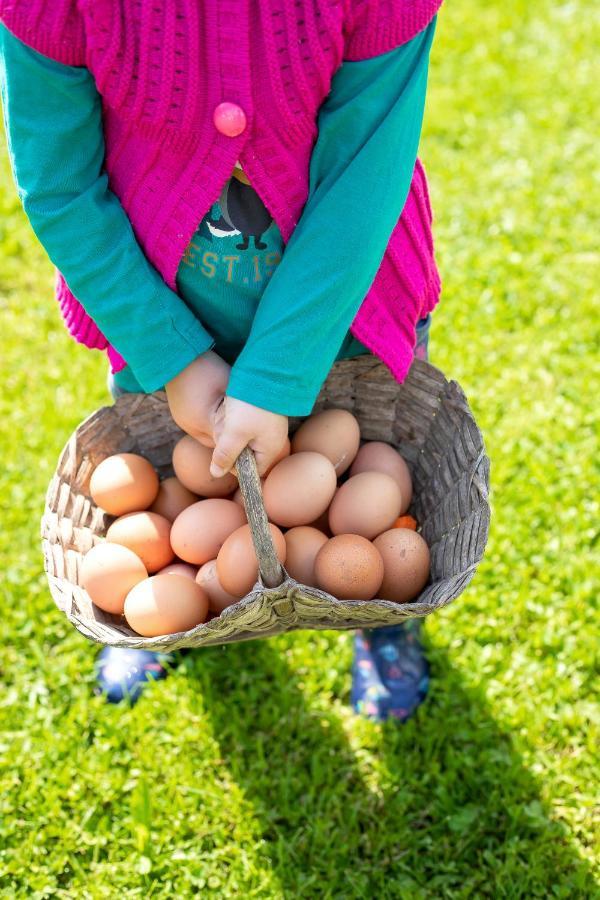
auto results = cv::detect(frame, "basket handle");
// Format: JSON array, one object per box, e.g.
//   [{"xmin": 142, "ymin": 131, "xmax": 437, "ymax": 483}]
[{"xmin": 234, "ymin": 446, "xmax": 285, "ymax": 589}]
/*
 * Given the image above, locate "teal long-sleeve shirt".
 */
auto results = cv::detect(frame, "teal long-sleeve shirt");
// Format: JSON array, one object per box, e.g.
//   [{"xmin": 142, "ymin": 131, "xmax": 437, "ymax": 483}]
[{"xmin": 0, "ymin": 20, "xmax": 435, "ymax": 415}]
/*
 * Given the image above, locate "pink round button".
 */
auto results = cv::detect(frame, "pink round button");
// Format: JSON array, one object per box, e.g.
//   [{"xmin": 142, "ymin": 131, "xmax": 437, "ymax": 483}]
[{"xmin": 213, "ymin": 102, "xmax": 247, "ymax": 138}]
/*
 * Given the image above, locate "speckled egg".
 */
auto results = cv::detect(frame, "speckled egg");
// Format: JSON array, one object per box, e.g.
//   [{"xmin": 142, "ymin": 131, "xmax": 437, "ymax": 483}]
[
  {"xmin": 372, "ymin": 528, "xmax": 430, "ymax": 603},
  {"xmin": 314, "ymin": 534, "xmax": 384, "ymax": 601}
]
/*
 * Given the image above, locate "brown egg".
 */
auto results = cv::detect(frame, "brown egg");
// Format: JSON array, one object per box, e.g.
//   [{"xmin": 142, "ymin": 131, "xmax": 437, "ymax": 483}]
[
  {"xmin": 217, "ymin": 523, "xmax": 286, "ymax": 597},
  {"xmin": 291, "ymin": 409, "xmax": 360, "ymax": 475},
  {"xmin": 373, "ymin": 529, "xmax": 430, "ymax": 603},
  {"xmin": 232, "ymin": 478, "xmax": 266, "ymax": 508},
  {"xmin": 124, "ymin": 574, "xmax": 209, "ymax": 636},
  {"xmin": 349, "ymin": 442, "xmax": 413, "ymax": 514},
  {"xmin": 314, "ymin": 534, "xmax": 384, "ymax": 601},
  {"xmin": 150, "ymin": 477, "xmax": 198, "ymax": 522},
  {"xmin": 81, "ymin": 542, "xmax": 147, "ymax": 615},
  {"xmin": 263, "ymin": 452, "xmax": 337, "ymax": 527},
  {"xmin": 157, "ymin": 562, "xmax": 198, "ymax": 580},
  {"xmin": 307, "ymin": 506, "xmax": 333, "ymax": 536},
  {"xmin": 196, "ymin": 559, "xmax": 240, "ymax": 613},
  {"xmin": 106, "ymin": 511, "xmax": 174, "ymax": 572},
  {"xmin": 264, "ymin": 437, "xmax": 292, "ymax": 475},
  {"xmin": 170, "ymin": 499, "xmax": 246, "ymax": 565},
  {"xmin": 172, "ymin": 434, "xmax": 238, "ymax": 497},
  {"xmin": 90, "ymin": 453, "xmax": 159, "ymax": 515},
  {"xmin": 284, "ymin": 526, "xmax": 328, "ymax": 586},
  {"xmin": 328, "ymin": 472, "xmax": 403, "ymax": 539}
]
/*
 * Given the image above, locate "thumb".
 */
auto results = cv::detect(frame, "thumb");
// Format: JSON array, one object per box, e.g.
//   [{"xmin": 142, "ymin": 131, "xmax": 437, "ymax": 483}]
[{"xmin": 210, "ymin": 430, "xmax": 247, "ymax": 478}]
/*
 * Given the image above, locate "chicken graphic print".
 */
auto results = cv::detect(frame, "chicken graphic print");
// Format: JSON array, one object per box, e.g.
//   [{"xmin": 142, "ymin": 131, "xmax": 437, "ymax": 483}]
[{"xmin": 206, "ymin": 163, "xmax": 274, "ymax": 251}]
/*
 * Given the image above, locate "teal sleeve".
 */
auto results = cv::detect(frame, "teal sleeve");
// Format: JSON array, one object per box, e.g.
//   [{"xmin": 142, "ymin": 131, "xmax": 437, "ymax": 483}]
[
  {"xmin": 0, "ymin": 22, "xmax": 214, "ymax": 391},
  {"xmin": 226, "ymin": 20, "xmax": 436, "ymax": 416}
]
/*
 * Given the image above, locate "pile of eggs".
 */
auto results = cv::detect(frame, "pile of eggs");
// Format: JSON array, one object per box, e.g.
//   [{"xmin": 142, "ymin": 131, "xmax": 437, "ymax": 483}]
[{"xmin": 81, "ymin": 409, "xmax": 430, "ymax": 638}]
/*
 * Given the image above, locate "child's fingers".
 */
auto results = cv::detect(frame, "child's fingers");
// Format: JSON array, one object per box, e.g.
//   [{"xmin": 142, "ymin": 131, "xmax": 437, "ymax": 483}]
[
  {"xmin": 249, "ymin": 444, "xmax": 277, "ymax": 477},
  {"xmin": 210, "ymin": 430, "xmax": 248, "ymax": 478}
]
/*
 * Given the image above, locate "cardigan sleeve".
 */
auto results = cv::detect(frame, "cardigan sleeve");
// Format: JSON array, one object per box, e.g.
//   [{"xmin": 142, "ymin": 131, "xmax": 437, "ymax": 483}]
[
  {"xmin": 343, "ymin": 0, "xmax": 442, "ymax": 61},
  {"xmin": 226, "ymin": 19, "xmax": 436, "ymax": 416},
  {"xmin": 0, "ymin": 22, "xmax": 215, "ymax": 391}
]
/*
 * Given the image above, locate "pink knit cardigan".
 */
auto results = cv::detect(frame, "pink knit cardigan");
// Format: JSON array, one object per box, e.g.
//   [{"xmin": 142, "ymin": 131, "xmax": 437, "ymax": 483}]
[{"xmin": 1, "ymin": 0, "xmax": 443, "ymax": 381}]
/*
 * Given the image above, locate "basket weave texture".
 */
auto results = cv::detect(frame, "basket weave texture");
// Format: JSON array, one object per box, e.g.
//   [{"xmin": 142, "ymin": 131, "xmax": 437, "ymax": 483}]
[{"xmin": 41, "ymin": 357, "xmax": 490, "ymax": 651}]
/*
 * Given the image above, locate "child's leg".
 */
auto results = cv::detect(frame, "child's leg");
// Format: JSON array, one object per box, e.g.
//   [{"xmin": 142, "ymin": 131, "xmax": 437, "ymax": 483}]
[
  {"xmin": 351, "ymin": 315, "xmax": 432, "ymax": 722},
  {"xmin": 351, "ymin": 621, "xmax": 429, "ymax": 721},
  {"xmin": 95, "ymin": 646, "xmax": 173, "ymax": 703},
  {"xmin": 95, "ymin": 368, "xmax": 177, "ymax": 704}
]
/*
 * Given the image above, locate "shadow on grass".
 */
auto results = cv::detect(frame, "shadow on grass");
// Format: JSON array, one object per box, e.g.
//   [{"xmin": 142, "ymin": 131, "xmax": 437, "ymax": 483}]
[{"xmin": 186, "ymin": 635, "xmax": 595, "ymax": 898}]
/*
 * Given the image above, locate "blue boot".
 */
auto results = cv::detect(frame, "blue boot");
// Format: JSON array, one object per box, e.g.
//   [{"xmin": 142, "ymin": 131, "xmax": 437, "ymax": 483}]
[
  {"xmin": 95, "ymin": 646, "xmax": 174, "ymax": 704},
  {"xmin": 351, "ymin": 621, "xmax": 430, "ymax": 722}
]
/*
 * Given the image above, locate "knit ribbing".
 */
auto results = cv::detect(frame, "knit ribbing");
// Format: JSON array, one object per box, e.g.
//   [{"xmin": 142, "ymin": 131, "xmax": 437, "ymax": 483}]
[
  {"xmin": 343, "ymin": 0, "xmax": 443, "ymax": 60},
  {"xmin": 1, "ymin": 0, "xmax": 442, "ymax": 380},
  {"xmin": 0, "ymin": 1, "xmax": 86, "ymax": 65}
]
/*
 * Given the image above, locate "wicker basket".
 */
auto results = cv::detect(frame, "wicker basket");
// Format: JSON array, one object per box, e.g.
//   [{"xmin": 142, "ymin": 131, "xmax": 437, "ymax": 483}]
[{"xmin": 41, "ymin": 357, "xmax": 490, "ymax": 651}]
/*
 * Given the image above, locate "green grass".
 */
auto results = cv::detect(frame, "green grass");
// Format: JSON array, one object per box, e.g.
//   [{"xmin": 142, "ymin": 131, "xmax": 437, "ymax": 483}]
[{"xmin": 0, "ymin": 0, "xmax": 598, "ymax": 896}]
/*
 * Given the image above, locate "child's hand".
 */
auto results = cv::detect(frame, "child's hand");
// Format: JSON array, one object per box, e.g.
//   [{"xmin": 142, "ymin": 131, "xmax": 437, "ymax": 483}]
[
  {"xmin": 211, "ymin": 396, "xmax": 289, "ymax": 478},
  {"xmin": 165, "ymin": 351, "xmax": 231, "ymax": 447}
]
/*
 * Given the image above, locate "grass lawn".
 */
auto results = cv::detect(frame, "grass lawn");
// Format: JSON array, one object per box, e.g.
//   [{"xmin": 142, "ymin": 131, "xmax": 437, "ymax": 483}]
[{"xmin": 0, "ymin": 0, "xmax": 598, "ymax": 896}]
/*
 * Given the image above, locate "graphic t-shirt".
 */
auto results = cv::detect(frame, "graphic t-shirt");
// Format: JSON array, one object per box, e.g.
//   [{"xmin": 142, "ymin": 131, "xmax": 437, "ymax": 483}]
[
  {"xmin": 177, "ymin": 161, "xmax": 285, "ymax": 363},
  {"xmin": 175, "ymin": 160, "xmax": 368, "ymax": 369}
]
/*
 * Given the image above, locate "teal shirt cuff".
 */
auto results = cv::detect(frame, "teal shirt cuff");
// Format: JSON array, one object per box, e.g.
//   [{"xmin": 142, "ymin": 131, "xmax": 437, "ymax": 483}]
[
  {"xmin": 128, "ymin": 311, "xmax": 214, "ymax": 392},
  {"xmin": 226, "ymin": 369, "xmax": 317, "ymax": 417}
]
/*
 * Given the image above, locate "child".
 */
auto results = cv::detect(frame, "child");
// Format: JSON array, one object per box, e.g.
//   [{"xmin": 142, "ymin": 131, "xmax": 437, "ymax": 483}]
[{"xmin": 0, "ymin": 0, "xmax": 441, "ymax": 721}]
